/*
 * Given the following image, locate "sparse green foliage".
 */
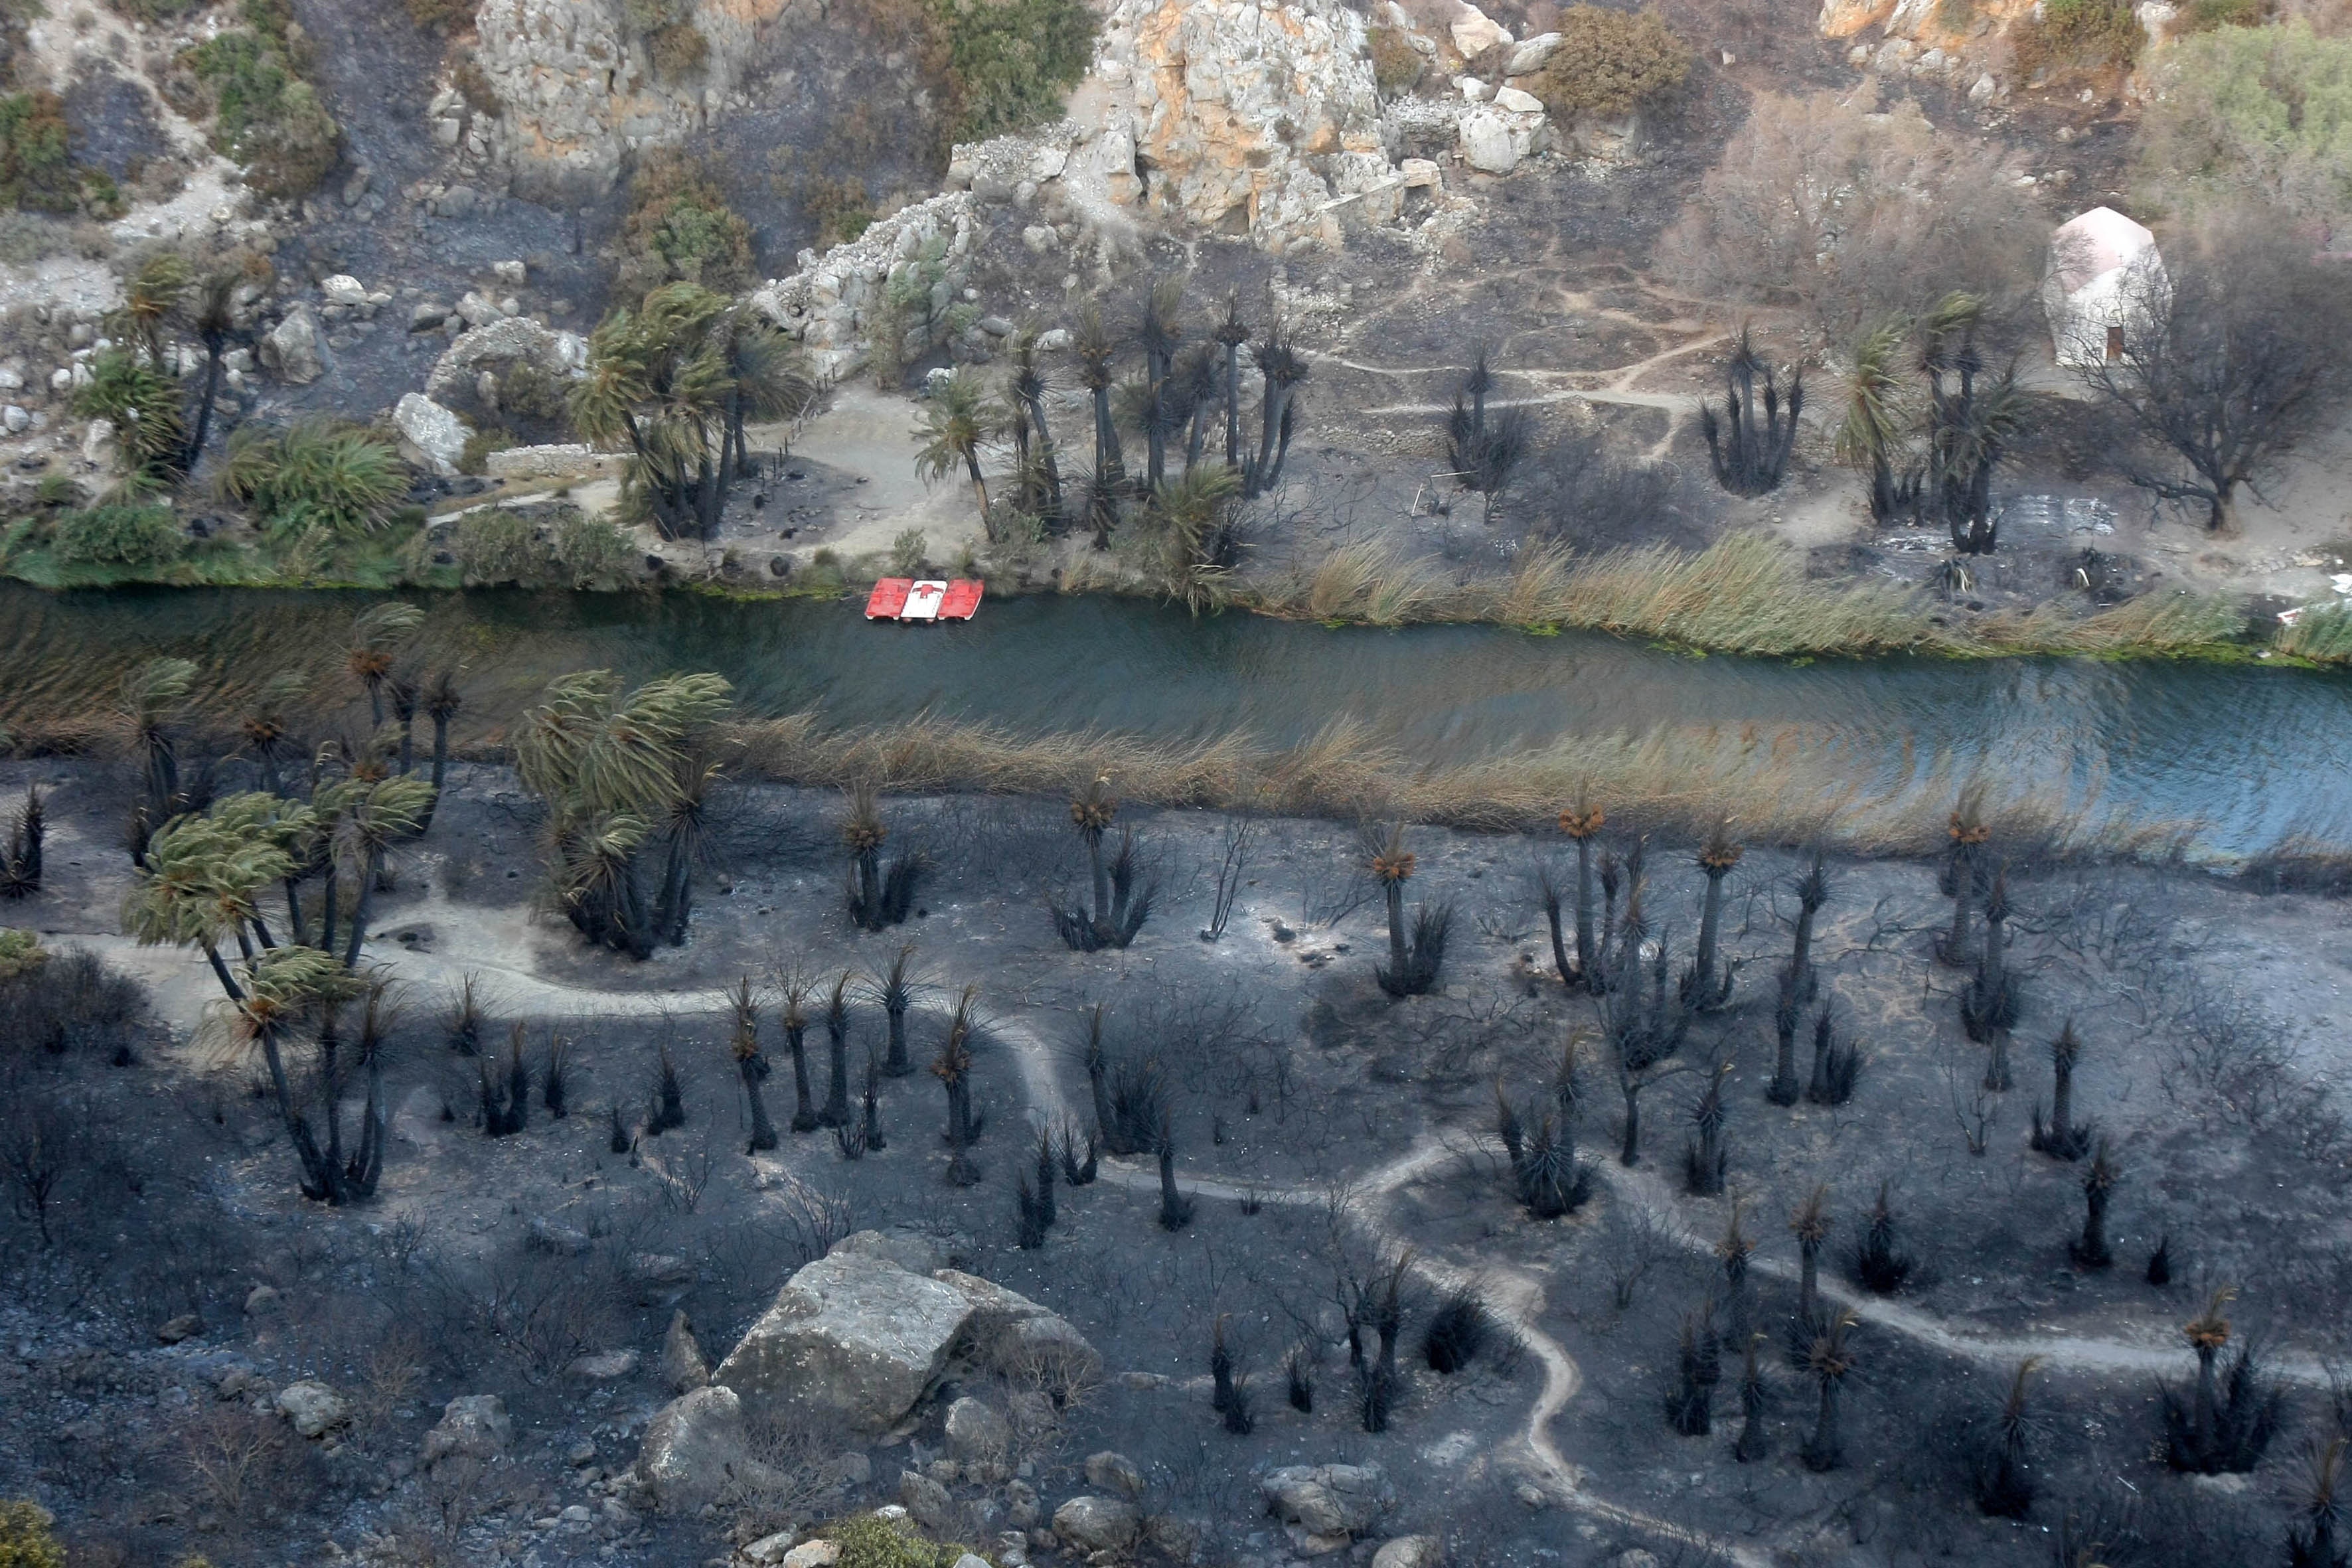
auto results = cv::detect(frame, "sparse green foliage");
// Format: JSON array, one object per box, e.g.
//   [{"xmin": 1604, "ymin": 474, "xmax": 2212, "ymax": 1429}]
[
  {"xmin": 2140, "ymin": 20, "xmax": 2352, "ymax": 245},
  {"xmin": 74, "ymin": 351, "xmax": 187, "ymax": 477},
  {"xmin": 619, "ymin": 149, "xmax": 755, "ymax": 299},
  {"xmin": 1369, "ymin": 25, "xmax": 1423, "ymax": 97},
  {"xmin": 1528, "ymin": 6, "xmax": 1689, "ymax": 120},
  {"xmin": 927, "ymin": 0, "xmax": 1097, "ymax": 141},
  {"xmin": 53, "ymin": 504, "xmax": 184, "ymax": 566},
  {"xmin": 183, "ymin": 11, "xmax": 341, "ymax": 198},
  {"xmin": 0, "ymin": 92, "xmax": 76, "ymax": 214},
  {"xmin": 2012, "ymin": 0, "xmax": 2143, "ymax": 76},
  {"xmin": 0, "ymin": 1499, "xmax": 66, "ymax": 1568}
]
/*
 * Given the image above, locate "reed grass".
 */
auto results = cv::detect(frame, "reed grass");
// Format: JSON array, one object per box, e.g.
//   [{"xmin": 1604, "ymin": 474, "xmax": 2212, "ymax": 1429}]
[
  {"xmin": 2274, "ymin": 604, "xmax": 2352, "ymax": 663},
  {"xmin": 1251, "ymin": 533, "xmax": 2270, "ymax": 663},
  {"xmin": 725, "ymin": 708, "xmax": 2217, "ymax": 861}
]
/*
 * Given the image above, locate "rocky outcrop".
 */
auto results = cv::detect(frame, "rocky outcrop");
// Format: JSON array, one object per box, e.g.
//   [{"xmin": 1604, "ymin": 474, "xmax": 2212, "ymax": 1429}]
[
  {"xmin": 274, "ymin": 1379, "xmax": 350, "ymax": 1438},
  {"xmin": 1091, "ymin": 0, "xmax": 1391, "ymax": 250},
  {"xmin": 662, "ymin": 1308, "xmax": 711, "ymax": 1393},
  {"xmin": 394, "ymin": 393, "xmax": 471, "ymax": 476},
  {"xmin": 1818, "ymin": 0, "xmax": 2175, "ymax": 98},
  {"xmin": 420, "ymin": 1393, "xmax": 514, "ymax": 1474},
  {"xmin": 1054, "ymin": 1495, "xmax": 1142, "ymax": 1553},
  {"xmin": 424, "ymin": 315, "xmax": 588, "ymax": 418},
  {"xmin": 747, "ymin": 195, "xmax": 979, "ymax": 384},
  {"xmin": 470, "ymin": 0, "xmax": 793, "ymax": 202},
  {"xmin": 710, "ymin": 1250, "xmax": 976, "ymax": 1433},
  {"xmin": 1262, "ymin": 1464, "xmax": 1395, "ymax": 1541},
  {"xmin": 638, "ymin": 1384, "xmax": 769, "ymax": 1509},
  {"xmin": 260, "ymin": 305, "xmax": 323, "ymax": 386}
]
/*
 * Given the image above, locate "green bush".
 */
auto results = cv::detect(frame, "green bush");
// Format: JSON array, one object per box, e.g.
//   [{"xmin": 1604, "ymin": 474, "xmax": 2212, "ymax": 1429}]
[
  {"xmin": 552, "ymin": 510, "xmax": 637, "ymax": 589},
  {"xmin": 0, "ymin": 92, "xmax": 77, "ymax": 214},
  {"xmin": 2179, "ymin": 0, "xmax": 2267, "ymax": 26},
  {"xmin": 453, "ymin": 507, "xmax": 541, "ymax": 585},
  {"xmin": 221, "ymin": 422, "xmax": 408, "ymax": 534},
  {"xmin": 0, "ymin": 930, "xmax": 48, "ymax": 982},
  {"xmin": 1528, "ymin": 6, "xmax": 1689, "ymax": 119},
  {"xmin": 2140, "ymin": 19, "xmax": 2352, "ymax": 236},
  {"xmin": 183, "ymin": 10, "xmax": 341, "ymax": 198},
  {"xmin": 822, "ymin": 1513, "xmax": 982, "ymax": 1568},
  {"xmin": 458, "ymin": 426, "xmax": 516, "ymax": 475},
  {"xmin": 2011, "ymin": 0, "xmax": 2142, "ymax": 74},
  {"xmin": 72, "ymin": 350, "xmax": 185, "ymax": 475},
  {"xmin": 0, "ymin": 1500, "xmax": 65, "ymax": 1568},
  {"xmin": 619, "ymin": 148, "xmax": 754, "ymax": 299},
  {"xmin": 929, "ymin": 0, "xmax": 1096, "ymax": 141},
  {"xmin": 53, "ymin": 503, "xmax": 185, "ymax": 566},
  {"xmin": 1369, "ymin": 25, "xmax": 1423, "ymax": 97}
]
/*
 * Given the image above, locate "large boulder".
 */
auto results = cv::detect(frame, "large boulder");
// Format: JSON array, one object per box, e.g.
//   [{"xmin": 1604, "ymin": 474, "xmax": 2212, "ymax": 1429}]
[
  {"xmin": 425, "ymin": 315, "xmax": 587, "ymax": 413},
  {"xmin": 420, "ymin": 1394, "xmax": 513, "ymax": 1474},
  {"xmin": 1262, "ymin": 1464, "xmax": 1395, "ymax": 1538},
  {"xmin": 260, "ymin": 305, "xmax": 323, "ymax": 386},
  {"xmin": 637, "ymin": 1385, "xmax": 770, "ymax": 1510},
  {"xmin": 274, "ymin": 1379, "xmax": 350, "ymax": 1439},
  {"xmin": 662, "ymin": 1307, "xmax": 711, "ymax": 1393},
  {"xmin": 1053, "ymin": 1495, "xmax": 1141, "ymax": 1553},
  {"xmin": 943, "ymin": 1395, "xmax": 1010, "ymax": 1462},
  {"xmin": 1373, "ymin": 1537, "xmax": 1443, "ymax": 1568},
  {"xmin": 933, "ymin": 1269, "xmax": 1100, "ymax": 1392},
  {"xmin": 712, "ymin": 1252, "xmax": 974, "ymax": 1433},
  {"xmin": 394, "ymin": 393, "xmax": 471, "ymax": 477}
]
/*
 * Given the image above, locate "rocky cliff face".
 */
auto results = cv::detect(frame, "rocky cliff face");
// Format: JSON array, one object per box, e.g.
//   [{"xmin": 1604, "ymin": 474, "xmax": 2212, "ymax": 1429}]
[
  {"xmin": 470, "ymin": 0, "xmax": 792, "ymax": 202},
  {"xmin": 1818, "ymin": 0, "xmax": 2181, "ymax": 101},
  {"xmin": 1093, "ymin": 0, "xmax": 1396, "ymax": 251}
]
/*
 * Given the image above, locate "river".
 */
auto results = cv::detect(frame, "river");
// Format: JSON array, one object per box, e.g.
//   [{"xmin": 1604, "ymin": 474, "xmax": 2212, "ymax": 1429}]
[{"xmin": 3, "ymin": 585, "xmax": 2347, "ymax": 858}]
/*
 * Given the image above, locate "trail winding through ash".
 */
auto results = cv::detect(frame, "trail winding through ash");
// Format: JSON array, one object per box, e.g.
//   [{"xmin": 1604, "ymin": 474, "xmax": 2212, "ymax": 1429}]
[{"xmin": 93, "ymin": 920, "xmax": 2331, "ymax": 1565}]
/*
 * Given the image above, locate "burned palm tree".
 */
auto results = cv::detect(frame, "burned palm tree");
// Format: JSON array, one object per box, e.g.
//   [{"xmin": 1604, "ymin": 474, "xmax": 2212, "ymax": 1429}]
[
  {"xmin": 1445, "ymin": 349, "xmax": 1531, "ymax": 524},
  {"xmin": 1073, "ymin": 301, "xmax": 1127, "ymax": 497},
  {"xmin": 1735, "ymin": 1334, "xmax": 1772, "ymax": 1463},
  {"xmin": 1718, "ymin": 1198, "xmax": 1757, "ymax": 1342},
  {"xmin": 860, "ymin": 1054, "xmax": 886, "ymax": 1152},
  {"xmin": 842, "ymin": 785, "xmax": 921, "ymax": 931},
  {"xmin": 1056, "ymin": 777, "xmax": 1152, "ymax": 951},
  {"xmin": 1800, "ymin": 1309, "xmax": 1858, "ymax": 1472},
  {"xmin": 821, "ymin": 971, "xmax": 854, "ymax": 1129},
  {"xmin": 867, "ymin": 944, "xmax": 920, "ymax": 1076},
  {"xmin": 780, "ymin": 972, "xmax": 820, "ymax": 1133},
  {"xmin": 1921, "ymin": 293, "xmax": 2025, "ymax": 556},
  {"xmin": 388, "ymin": 667, "xmax": 421, "ymax": 777},
  {"xmin": 1666, "ymin": 1304, "xmax": 1721, "ymax": 1436},
  {"xmin": 933, "ymin": 984, "xmax": 984, "ymax": 1184},
  {"xmin": 1551, "ymin": 797, "xmax": 1608, "ymax": 990},
  {"xmin": 1789, "ymin": 1184, "xmax": 1832, "ymax": 1346},
  {"xmin": 1784, "ymin": 848, "xmax": 1830, "ymax": 1008},
  {"xmin": 1601, "ymin": 921, "xmax": 1691, "ymax": 1166},
  {"xmin": 1244, "ymin": 324, "xmax": 1308, "ymax": 497},
  {"xmin": 1178, "ymin": 345, "xmax": 1221, "ymax": 471},
  {"xmin": 1682, "ymin": 821, "xmax": 1742, "ymax": 1010},
  {"xmin": 1702, "ymin": 329, "xmax": 1802, "ymax": 497},
  {"xmin": 1032, "ymin": 1128, "xmax": 1058, "ymax": 1229},
  {"xmin": 481, "ymin": 1021, "xmax": 531, "ymax": 1137},
  {"xmin": 1962, "ymin": 867, "xmax": 2021, "ymax": 1081},
  {"xmin": 2289, "ymin": 1437, "xmax": 2347, "ymax": 1568},
  {"xmin": 2031, "ymin": 1018, "xmax": 2094, "ymax": 1160},
  {"xmin": 235, "ymin": 672, "xmax": 305, "ymax": 799},
  {"xmin": 1368, "ymin": 823, "xmax": 1450, "ymax": 997},
  {"xmin": 1806, "ymin": 1004, "xmax": 1861, "ymax": 1107},
  {"xmin": 2162, "ymin": 1285, "xmax": 2284, "ymax": 1474},
  {"xmin": 1939, "ymin": 793, "xmax": 1991, "ymax": 965},
  {"xmin": 1138, "ymin": 275, "xmax": 1186, "ymax": 489},
  {"xmin": 1767, "ymin": 977, "xmax": 1804, "ymax": 1107},
  {"xmin": 1058, "ymin": 1115, "xmax": 1099, "ymax": 1185},
  {"xmin": 729, "ymin": 976, "xmax": 777, "ymax": 1152},
  {"xmin": 1156, "ymin": 1109, "xmax": 1194, "ymax": 1230},
  {"xmin": 1850, "ymin": 1180, "xmax": 1913, "ymax": 1294},
  {"xmin": 1215, "ymin": 292, "xmax": 1252, "ymax": 471},
  {"xmin": 1496, "ymin": 1073, "xmax": 1592, "ymax": 1219},
  {"xmin": 1005, "ymin": 328, "xmax": 1063, "ymax": 519},
  {"xmin": 1684, "ymin": 1061, "xmax": 1731, "ymax": 1196},
  {"xmin": 418, "ymin": 668, "xmax": 463, "ymax": 830},
  {"xmin": 1976, "ymin": 1358, "xmax": 2042, "ymax": 1518},
  {"xmin": 0, "ymin": 787, "xmax": 43, "ymax": 900},
  {"xmin": 2069, "ymin": 1137, "xmax": 2118, "ymax": 1269}
]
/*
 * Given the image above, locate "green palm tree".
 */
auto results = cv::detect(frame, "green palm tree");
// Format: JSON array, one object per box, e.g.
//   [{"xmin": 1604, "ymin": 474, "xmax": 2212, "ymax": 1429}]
[
  {"xmin": 180, "ymin": 272, "xmax": 240, "ymax": 471},
  {"xmin": 121, "ymin": 811, "xmax": 295, "ymax": 999},
  {"xmin": 347, "ymin": 603, "xmax": 425, "ymax": 729},
  {"xmin": 119, "ymin": 657, "xmax": 198, "ymax": 854},
  {"xmin": 115, "ymin": 254, "xmax": 190, "ymax": 368},
  {"xmin": 319, "ymin": 775, "xmax": 433, "ymax": 969},
  {"xmin": 1006, "ymin": 329, "xmax": 1063, "ymax": 518},
  {"xmin": 569, "ymin": 283, "xmax": 740, "ymax": 540},
  {"xmin": 1140, "ymin": 464, "xmax": 1242, "ymax": 611},
  {"xmin": 915, "ymin": 370, "xmax": 1001, "ymax": 537},
  {"xmin": 717, "ymin": 305, "xmax": 819, "ymax": 481},
  {"xmin": 1837, "ymin": 317, "xmax": 1915, "ymax": 527},
  {"xmin": 236, "ymin": 944, "xmax": 374, "ymax": 1204}
]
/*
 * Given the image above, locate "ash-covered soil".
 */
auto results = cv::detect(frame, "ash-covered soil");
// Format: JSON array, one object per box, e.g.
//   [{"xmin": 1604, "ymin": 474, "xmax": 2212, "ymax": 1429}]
[{"xmin": 2, "ymin": 751, "xmax": 2347, "ymax": 1568}]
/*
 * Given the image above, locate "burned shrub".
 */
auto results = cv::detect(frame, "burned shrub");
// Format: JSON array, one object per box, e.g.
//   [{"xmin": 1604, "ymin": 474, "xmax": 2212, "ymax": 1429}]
[
  {"xmin": 842, "ymin": 785, "xmax": 923, "ymax": 933},
  {"xmin": 2161, "ymin": 1288, "xmax": 2284, "ymax": 1475},
  {"xmin": 1423, "ymin": 1287, "xmax": 1490, "ymax": 1373},
  {"xmin": 1806, "ymin": 1005, "xmax": 1862, "ymax": 1107},
  {"xmin": 1368, "ymin": 824, "xmax": 1450, "ymax": 997},
  {"xmin": 1666, "ymin": 1304, "xmax": 1721, "ymax": 1436},
  {"xmin": 1975, "ymin": 1358, "xmax": 2041, "ymax": 1519},
  {"xmin": 1850, "ymin": 1180, "xmax": 1915, "ymax": 1294},
  {"xmin": 0, "ymin": 945, "xmax": 149, "ymax": 1064},
  {"xmin": 1055, "ymin": 781, "xmax": 1154, "ymax": 951},
  {"xmin": 2031, "ymin": 1019, "xmax": 2095, "ymax": 1160}
]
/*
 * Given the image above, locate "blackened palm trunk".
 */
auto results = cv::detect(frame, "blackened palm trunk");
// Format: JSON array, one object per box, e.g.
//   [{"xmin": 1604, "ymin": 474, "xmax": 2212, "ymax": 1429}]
[
  {"xmin": 1385, "ymin": 882, "xmax": 1407, "ymax": 977},
  {"xmin": 1020, "ymin": 388, "xmax": 1063, "ymax": 513},
  {"xmin": 1694, "ymin": 871, "xmax": 1727, "ymax": 988},
  {"xmin": 885, "ymin": 997, "xmax": 911, "ymax": 1076},
  {"xmin": 1808, "ymin": 1380, "xmax": 1842, "ymax": 1470},
  {"xmin": 787, "ymin": 1023, "xmax": 818, "ymax": 1132},
  {"xmin": 823, "ymin": 1014, "xmax": 850, "ymax": 1127},
  {"xmin": 1088, "ymin": 834, "xmax": 1112, "ymax": 927},
  {"xmin": 342, "ymin": 854, "xmax": 378, "ymax": 969},
  {"xmin": 1573, "ymin": 838, "xmax": 1597, "ymax": 983},
  {"xmin": 1223, "ymin": 346, "xmax": 1241, "ymax": 469},
  {"xmin": 1620, "ymin": 1083, "xmax": 1643, "ymax": 1166},
  {"xmin": 1798, "ymin": 1242, "xmax": 1820, "ymax": 1325},
  {"xmin": 742, "ymin": 1057, "xmax": 777, "ymax": 1151},
  {"xmin": 421, "ymin": 715, "xmax": 451, "ymax": 830}
]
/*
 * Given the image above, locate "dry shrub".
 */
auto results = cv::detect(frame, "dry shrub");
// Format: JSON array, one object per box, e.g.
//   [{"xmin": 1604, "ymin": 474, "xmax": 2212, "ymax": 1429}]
[
  {"xmin": 1657, "ymin": 86, "xmax": 2045, "ymax": 339},
  {"xmin": 1527, "ymin": 6, "xmax": 1690, "ymax": 120},
  {"xmin": 2008, "ymin": 0, "xmax": 2143, "ymax": 78},
  {"xmin": 1369, "ymin": 26, "xmax": 1423, "ymax": 97}
]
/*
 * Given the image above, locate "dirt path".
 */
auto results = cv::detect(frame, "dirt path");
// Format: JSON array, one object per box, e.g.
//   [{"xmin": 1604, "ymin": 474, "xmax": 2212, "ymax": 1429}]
[{"xmin": 95, "ymin": 927, "xmax": 2329, "ymax": 1563}]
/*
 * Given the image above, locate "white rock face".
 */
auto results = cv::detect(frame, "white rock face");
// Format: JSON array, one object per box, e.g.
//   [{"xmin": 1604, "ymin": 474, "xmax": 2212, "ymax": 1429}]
[
  {"xmin": 321, "ymin": 275, "xmax": 368, "ymax": 307},
  {"xmin": 1054, "ymin": 1496, "xmax": 1142, "ymax": 1552},
  {"xmin": 1261, "ymin": 1464, "xmax": 1395, "ymax": 1537},
  {"xmin": 1095, "ymin": 0, "xmax": 1389, "ymax": 248},
  {"xmin": 1449, "ymin": 2, "xmax": 1513, "ymax": 57},
  {"xmin": 1493, "ymin": 86, "xmax": 1543, "ymax": 114},
  {"xmin": 394, "ymin": 394, "xmax": 471, "ymax": 477},
  {"xmin": 420, "ymin": 1394, "xmax": 514, "ymax": 1472},
  {"xmin": 710, "ymin": 1251, "xmax": 975, "ymax": 1433},
  {"xmin": 1458, "ymin": 110, "xmax": 1522, "ymax": 174}
]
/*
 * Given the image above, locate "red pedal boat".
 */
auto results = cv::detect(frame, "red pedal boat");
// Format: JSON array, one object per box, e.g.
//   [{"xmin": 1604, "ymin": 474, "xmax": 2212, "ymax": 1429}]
[{"xmin": 864, "ymin": 578, "xmax": 983, "ymax": 622}]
